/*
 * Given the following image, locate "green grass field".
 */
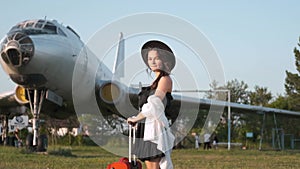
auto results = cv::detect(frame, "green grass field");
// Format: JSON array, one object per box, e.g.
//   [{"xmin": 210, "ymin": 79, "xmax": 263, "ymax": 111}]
[{"xmin": 1, "ymin": 146, "xmax": 300, "ymax": 169}]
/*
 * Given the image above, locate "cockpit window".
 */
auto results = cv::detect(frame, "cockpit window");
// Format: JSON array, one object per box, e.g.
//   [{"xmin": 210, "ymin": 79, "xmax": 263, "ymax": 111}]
[
  {"xmin": 57, "ymin": 28, "xmax": 67, "ymax": 36},
  {"xmin": 25, "ymin": 22, "xmax": 35, "ymax": 28},
  {"xmin": 67, "ymin": 26, "xmax": 80, "ymax": 38},
  {"xmin": 43, "ymin": 22, "xmax": 57, "ymax": 34},
  {"xmin": 17, "ymin": 22, "xmax": 26, "ymax": 29},
  {"xmin": 8, "ymin": 20, "xmax": 66, "ymax": 36},
  {"xmin": 35, "ymin": 20, "xmax": 44, "ymax": 28}
]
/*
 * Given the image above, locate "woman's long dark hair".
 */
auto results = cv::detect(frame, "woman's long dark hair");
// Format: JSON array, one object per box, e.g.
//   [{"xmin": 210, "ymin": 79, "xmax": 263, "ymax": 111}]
[{"xmin": 150, "ymin": 70, "xmax": 169, "ymax": 90}]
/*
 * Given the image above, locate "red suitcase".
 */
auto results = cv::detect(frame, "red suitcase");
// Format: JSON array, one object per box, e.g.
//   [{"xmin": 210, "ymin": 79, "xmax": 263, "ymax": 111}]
[{"xmin": 106, "ymin": 125, "xmax": 142, "ymax": 169}]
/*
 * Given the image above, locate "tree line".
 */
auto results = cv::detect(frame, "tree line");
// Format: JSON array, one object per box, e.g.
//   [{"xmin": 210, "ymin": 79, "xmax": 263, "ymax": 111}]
[{"xmin": 193, "ymin": 37, "xmax": 300, "ymax": 147}]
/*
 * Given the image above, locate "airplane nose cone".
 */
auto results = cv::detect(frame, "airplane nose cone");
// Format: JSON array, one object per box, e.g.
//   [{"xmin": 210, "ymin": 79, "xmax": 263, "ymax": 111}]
[{"xmin": 1, "ymin": 32, "xmax": 34, "ymax": 67}]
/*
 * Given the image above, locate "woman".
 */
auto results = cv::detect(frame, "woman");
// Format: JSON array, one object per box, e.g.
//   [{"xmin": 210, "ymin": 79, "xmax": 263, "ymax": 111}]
[{"xmin": 127, "ymin": 40, "xmax": 176, "ymax": 169}]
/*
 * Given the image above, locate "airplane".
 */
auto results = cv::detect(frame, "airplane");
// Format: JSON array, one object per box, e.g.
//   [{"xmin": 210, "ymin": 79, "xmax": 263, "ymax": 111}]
[
  {"xmin": 0, "ymin": 18, "xmax": 141, "ymax": 149},
  {"xmin": 1, "ymin": 18, "xmax": 300, "ymax": 151}
]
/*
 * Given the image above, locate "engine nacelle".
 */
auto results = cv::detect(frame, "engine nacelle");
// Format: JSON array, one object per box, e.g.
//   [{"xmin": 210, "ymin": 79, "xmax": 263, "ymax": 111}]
[
  {"xmin": 14, "ymin": 85, "xmax": 29, "ymax": 104},
  {"xmin": 98, "ymin": 81, "xmax": 123, "ymax": 104}
]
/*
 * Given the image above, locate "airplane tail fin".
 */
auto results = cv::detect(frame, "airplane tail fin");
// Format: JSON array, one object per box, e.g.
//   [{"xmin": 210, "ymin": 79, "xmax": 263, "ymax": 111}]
[{"xmin": 112, "ymin": 32, "xmax": 125, "ymax": 78}]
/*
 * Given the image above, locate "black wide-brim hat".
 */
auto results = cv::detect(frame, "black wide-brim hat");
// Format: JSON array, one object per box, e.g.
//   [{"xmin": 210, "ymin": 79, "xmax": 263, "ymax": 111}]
[{"xmin": 141, "ymin": 40, "xmax": 176, "ymax": 72}]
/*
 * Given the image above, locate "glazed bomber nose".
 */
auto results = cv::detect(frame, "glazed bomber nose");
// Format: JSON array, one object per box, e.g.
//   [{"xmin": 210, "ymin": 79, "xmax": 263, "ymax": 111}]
[{"xmin": 1, "ymin": 32, "xmax": 34, "ymax": 67}]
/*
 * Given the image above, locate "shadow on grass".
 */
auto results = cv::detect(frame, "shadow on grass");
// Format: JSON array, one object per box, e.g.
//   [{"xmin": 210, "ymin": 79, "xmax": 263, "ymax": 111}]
[{"xmin": 47, "ymin": 147, "xmax": 77, "ymax": 157}]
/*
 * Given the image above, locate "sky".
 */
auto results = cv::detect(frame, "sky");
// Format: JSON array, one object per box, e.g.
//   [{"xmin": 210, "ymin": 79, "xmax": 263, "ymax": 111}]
[{"xmin": 0, "ymin": 0, "xmax": 299, "ymax": 96}]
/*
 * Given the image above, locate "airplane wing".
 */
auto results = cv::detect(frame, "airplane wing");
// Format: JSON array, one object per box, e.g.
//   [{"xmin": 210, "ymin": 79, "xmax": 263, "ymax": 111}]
[
  {"xmin": 0, "ymin": 90, "xmax": 27, "ymax": 117},
  {"xmin": 205, "ymin": 97, "xmax": 300, "ymax": 116},
  {"xmin": 104, "ymin": 83, "xmax": 300, "ymax": 122},
  {"xmin": 171, "ymin": 93, "xmax": 300, "ymax": 117},
  {"xmin": 0, "ymin": 87, "xmax": 75, "ymax": 119},
  {"xmin": 0, "ymin": 91, "xmax": 18, "ymax": 107}
]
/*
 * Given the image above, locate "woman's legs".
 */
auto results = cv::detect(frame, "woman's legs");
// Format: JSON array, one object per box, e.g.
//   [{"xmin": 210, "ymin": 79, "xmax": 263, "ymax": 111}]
[{"xmin": 145, "ymin": 157, "xmax": 161, "ymax": 169}]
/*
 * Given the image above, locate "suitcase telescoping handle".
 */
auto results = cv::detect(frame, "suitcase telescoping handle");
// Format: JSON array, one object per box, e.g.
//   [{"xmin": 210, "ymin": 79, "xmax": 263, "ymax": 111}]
[{"xmin": 128, "ymin": 124, "xmax": 137, "ymax": 164}]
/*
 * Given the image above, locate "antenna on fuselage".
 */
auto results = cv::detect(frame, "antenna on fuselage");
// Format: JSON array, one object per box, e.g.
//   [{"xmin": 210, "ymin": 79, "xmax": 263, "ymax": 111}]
[{"xmin": 112, "ymin": 32, "xmax": 125, "ymax": 78}]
